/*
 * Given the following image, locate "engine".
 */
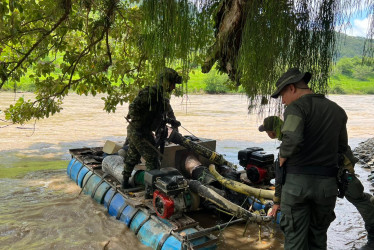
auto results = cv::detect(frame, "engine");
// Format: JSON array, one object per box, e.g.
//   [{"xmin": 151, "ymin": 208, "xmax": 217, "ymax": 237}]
[
  {"xmin": 238, "ymin": 147, "xmax": 275, "ymax": 184},
  {"xmin": 144, "ymin": 168, "xmax": 192, "ymax": 219}
]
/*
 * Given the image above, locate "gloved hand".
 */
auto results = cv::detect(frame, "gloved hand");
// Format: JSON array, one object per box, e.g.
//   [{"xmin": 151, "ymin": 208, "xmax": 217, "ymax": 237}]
[{"xmin": 167, "ymin": 118, "xmax": 181, "ymax": 128}]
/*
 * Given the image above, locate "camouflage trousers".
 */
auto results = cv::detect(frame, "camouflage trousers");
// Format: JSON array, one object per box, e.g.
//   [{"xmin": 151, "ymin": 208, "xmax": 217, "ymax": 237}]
[
  {"xmin": 123, "ymin": 126, "xmax": 160, "ymax": 177},
  {"xmin": 280, "ymin": 174, "xmax": 338, "ymax": 250}
]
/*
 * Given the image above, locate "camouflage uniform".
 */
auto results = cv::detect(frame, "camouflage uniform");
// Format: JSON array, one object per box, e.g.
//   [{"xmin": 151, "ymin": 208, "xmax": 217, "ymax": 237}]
[{"xmin": 123, "ymin": 68, "xmax": 181, "ymax": 178}]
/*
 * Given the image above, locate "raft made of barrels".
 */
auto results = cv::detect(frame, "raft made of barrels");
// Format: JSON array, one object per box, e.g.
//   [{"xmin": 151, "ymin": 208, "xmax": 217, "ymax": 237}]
[{"xmin": 67, "ymin": 148, "xmax": 218, "ymax": 250}]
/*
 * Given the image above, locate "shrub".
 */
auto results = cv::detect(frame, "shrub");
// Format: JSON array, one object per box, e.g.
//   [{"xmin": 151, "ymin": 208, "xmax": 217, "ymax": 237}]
[{"xmin": 204, "ymin": 71, "xmax": 230, "ymax": 94}]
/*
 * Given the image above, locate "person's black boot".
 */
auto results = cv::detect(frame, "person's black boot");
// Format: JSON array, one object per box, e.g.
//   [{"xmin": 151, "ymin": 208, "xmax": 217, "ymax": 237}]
[{"xmin": 122, "ymin": 175, "xmax": 131, "ymax": 189}]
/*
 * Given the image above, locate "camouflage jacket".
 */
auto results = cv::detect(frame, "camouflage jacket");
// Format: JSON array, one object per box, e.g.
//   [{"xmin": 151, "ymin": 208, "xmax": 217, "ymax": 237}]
[{"xmin": 127, "ymin": 85, "xmax": 175, "ymax": 133}]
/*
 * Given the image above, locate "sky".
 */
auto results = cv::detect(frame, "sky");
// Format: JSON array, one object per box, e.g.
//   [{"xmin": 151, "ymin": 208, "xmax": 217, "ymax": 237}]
[
  {"xmin": 340, "ymin": 9, "xmax": 372, "ymax": 38},
  {"xmin": 343, "ymin": 16, "xmax": 371, "ymax": 37}
]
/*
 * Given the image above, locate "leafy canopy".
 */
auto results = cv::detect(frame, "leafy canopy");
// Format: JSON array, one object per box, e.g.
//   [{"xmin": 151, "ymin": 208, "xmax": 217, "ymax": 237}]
[{"xmin": 0, "ymin": 0, "xmax": 373, "ymax": 123}]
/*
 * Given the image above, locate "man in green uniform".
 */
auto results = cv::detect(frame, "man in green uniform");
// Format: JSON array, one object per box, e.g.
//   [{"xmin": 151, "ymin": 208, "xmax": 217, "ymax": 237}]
[
  {"xmin": 258, "ymin": 116, "xmax": 283, "ymax": 212},
  {"xmin": 271, "ymin": 68, "xmax": 347, "ymax": 249},
  {"xmin": 261, "ymin": 116, "xmax": 374, "ymax": 249},
  {"xmin": 123, "ymin": 68, "xmax": 182, "ymax": 188}
]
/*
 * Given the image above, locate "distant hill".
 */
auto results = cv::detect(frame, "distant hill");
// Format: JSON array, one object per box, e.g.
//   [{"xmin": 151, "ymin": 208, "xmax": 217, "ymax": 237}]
[{"xmin": 335, "ymin": 33, "xmax": 368, "ymax": 60}]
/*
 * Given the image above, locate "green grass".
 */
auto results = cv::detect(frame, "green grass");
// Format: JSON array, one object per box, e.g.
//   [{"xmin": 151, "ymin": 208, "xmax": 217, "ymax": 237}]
[
  {"xmin": 2, "ymin": 66, "xmax": 373, "ymax": 95},
  {"xmin": 328, "ymin": 74, "xmax": 374, "ymax": 94},
  {"xmin": 0, "ymin": 159, "xmax": 67, "ymax": 178}
]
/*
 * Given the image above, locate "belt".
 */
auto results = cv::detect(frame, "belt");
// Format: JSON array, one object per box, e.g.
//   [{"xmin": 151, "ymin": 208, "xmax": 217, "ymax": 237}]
[{"xmin": 286, "ymin": 165, "xmax": 338, "ymax": 177}]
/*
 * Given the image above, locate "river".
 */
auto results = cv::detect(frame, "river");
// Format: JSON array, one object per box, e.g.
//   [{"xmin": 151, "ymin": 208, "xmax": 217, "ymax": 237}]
[{"xmin": 0, "ymin": 92, "xmax": 373, "ymax": 250}]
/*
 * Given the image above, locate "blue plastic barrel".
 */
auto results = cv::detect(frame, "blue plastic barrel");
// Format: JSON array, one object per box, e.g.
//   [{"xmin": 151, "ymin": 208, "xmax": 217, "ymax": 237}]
[
  {"xmin": 162, "ymin": 228, "xmax": 216, "ymax": 250},
  {"xmin": 119, "ymin": 204, "xmax": 139, "ymax": 226},
  {"xmin": 82, "ymin": 174, "xmax": 101, "ymax": 196},
  {"xmin": 67, "ymin": 158, "xmax": 76, "ymax": 176},
  {"xmin": 81, "ymin": 171, "xmax": 94, "ymax": 190},
  {"xmin": 93, "ymin": 182, "xmax": 111, "ymax": 204},
  {"xmin": 130, "ymin": 210, "xmax": 148, "ymax": 232},
  {"xmin": 77, "ymin": 166, "xmax": 90, "ymax": 187},
  {"xmin": 103, "ymin": 188, "xmax": 116, "ymax": 209},
  {"xmin": 137, "ymin": 219, "xmax": 170, "ymax": 249},
  {"xmin": 108, "ymin": 193, "xmax": 126, "ymax": 217},
  {"xmin": 69, "ymin": 160, "xmax": 83, "ymax": 183}
]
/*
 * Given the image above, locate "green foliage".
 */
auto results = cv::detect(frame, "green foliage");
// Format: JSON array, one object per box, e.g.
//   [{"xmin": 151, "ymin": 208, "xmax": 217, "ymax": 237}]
[
  {"xmin": 334, "ymin": 57, "xmax": 374, "ymax": 80},
  {"xmin": 204, "ymin": 70, "xmax": 229, "ymax": 94},
  {"xmin": 336, "ymin": 33, "xmax": 368, "ymax": 60},
  {"xmin": 0, "ymin": 0, "xmax": 373, "ymax": 123}
]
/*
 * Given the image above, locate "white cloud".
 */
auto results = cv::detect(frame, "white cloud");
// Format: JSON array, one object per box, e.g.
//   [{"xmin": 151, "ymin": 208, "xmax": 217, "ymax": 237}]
[{"xmin": 343, "ymin": 16, "xmax": 370, "ymax": 37}]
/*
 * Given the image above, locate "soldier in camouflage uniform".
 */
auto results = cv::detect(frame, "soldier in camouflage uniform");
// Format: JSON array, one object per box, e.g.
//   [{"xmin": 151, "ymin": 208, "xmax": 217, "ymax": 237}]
[{"xmin": 123, "ymin": 68, "xmax": 182, "ymax": 188}]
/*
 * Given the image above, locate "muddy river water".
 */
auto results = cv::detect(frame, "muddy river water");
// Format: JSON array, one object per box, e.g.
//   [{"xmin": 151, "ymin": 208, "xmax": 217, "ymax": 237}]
[{"xmin": 0, "ymin": 92, "xmax": 374, "ymax": 250}]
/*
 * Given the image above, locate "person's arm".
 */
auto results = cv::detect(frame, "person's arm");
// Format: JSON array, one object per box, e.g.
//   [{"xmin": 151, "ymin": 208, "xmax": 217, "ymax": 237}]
[
  {"xmin": 279, "ymin": 157, "xmax": 287, "ymax": 167},
  {"xmin": 338, "ymin": 113, "xmax": 348, "ymax": 155},
  {"xmin": 269, "ymin": 156, "xmax": 282, "ymax": 217},
  {"xmin": 165, "ymin": 98, "xmax": 181, "ymax": 128},
  {"xmin": 279, "ymin": 104, "xmax": 305, "ymax": 159},
  {"xmin": 269, "ymin": 182, "xmax": 282, "ymax": 217},
  {"xmin": 165, "ymin": 98, "xmax": 176, "ymax": 121}
]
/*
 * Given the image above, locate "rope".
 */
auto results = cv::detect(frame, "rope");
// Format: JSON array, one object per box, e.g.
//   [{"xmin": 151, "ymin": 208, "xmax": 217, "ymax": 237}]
[
  {"xmin": 217, "ymin": 195, "xmax": 249, "ymax": 237},
  {"xmin": 180, "ymin": 125, "xmax": 198, "ymax": 138}
]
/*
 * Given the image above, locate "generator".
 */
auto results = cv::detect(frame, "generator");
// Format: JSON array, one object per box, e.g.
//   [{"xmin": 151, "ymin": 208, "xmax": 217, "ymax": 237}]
[
  {"xmin": 144, "ymin": 168, "xmax": 192, "ymax": 219},
  {"xmin": 238, "ymin": 147, "xmax": 275, "ymax": 184}
]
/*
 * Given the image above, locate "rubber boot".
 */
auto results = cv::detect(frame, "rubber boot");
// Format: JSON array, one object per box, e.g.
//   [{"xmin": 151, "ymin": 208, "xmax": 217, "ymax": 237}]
[{"xmin": 122, "ymin": 175, "xmax": 131, "ymax": 189}]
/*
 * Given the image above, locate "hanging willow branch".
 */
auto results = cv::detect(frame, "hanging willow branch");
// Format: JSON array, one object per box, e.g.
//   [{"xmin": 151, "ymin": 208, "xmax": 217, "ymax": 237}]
[{"xmin": 141, "ymin": 0, "xmax": 373, "ymax": 108}]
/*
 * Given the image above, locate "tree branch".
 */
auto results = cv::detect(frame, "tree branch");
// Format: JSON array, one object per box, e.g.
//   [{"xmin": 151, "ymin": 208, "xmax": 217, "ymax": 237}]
[{"xmin": 0, "ymin": 0, "xmax": 72, "ymax": 90}]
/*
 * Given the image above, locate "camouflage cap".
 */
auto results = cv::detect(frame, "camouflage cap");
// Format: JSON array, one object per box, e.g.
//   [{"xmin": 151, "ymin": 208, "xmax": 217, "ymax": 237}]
[
  {"xmin": 258, "ymin": 116, "xmax": 284, "ymax": 132},
  {"xmin": 159, "ymin": 68, "xmax": 182, "ymax": 84},
  {"xmin": 271, "ymin": 68, "xmax": 312, "ymax": 98}
]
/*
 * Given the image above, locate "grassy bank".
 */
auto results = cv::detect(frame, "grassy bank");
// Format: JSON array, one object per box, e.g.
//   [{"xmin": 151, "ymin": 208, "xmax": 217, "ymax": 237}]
[
  {"xmin": 0, "ymin": 159, "xmax": 67, "ymax": 178},
  {"xmin": 328, "ymin": 74, "xmax": 374, "ymax": 94},
  {"xmin": 2, "ymin": 67, "xmax": 373, "ymax": 95}
]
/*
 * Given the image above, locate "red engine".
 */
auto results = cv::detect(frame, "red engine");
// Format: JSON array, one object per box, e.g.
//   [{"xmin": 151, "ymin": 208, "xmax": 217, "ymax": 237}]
[
  {"xmin": 238, "ymin": 147, "xmax": 275, "ymax": 184},
  {"xmin": 145, "ymin": 169, "xmax": 190, "ymax": 219},
  {"xmin": 245, "ymin": 164, "xmax": 268, "ymax": 184},
  {"xmin": 153, "ymin": 190, "xmax": 175, "ymax": 219}
]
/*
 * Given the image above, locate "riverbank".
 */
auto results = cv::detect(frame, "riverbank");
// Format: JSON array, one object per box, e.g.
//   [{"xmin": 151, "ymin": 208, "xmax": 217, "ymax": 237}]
[
  {"xmin": 2, "ymin": 69, "xmax": 373, "ymax": 95},
  {"xmin": 354, "ymin": 138, "xmax": 374, "ymax": 169}
]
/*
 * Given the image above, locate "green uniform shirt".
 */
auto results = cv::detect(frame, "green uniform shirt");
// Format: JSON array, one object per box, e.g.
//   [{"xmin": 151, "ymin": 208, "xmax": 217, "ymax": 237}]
[
  {"xmin": 280, "ymin": 94, "xmax": 348, "ymax": 169},
  {"xmin": 127, "ymin": 85, "xmax": 175, "ymax": 132}
]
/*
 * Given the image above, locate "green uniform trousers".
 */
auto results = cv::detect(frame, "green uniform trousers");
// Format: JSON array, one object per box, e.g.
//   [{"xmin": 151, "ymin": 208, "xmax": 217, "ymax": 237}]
[
  {"xmin": 280, "ymin": 174, "xmax": 338, "ymax": 250},
  {"xmin": 123, "ymin": 126, "xmax": 160, "ymax": 176},
  {"xmin": 345, "ymin": 175, "xmax": 374, "ymax": 234}
]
